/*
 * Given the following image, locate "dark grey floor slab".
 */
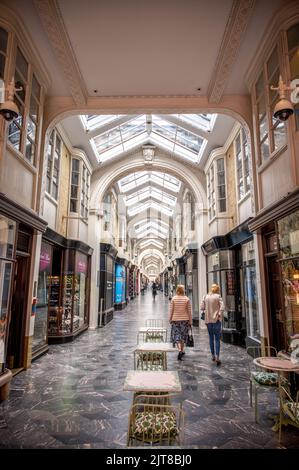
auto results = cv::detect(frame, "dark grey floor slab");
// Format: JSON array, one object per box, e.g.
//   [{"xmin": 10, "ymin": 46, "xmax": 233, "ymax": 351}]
[{"xmin": 0, "ymin": 290, "xmax": 298, "ymax": 449}]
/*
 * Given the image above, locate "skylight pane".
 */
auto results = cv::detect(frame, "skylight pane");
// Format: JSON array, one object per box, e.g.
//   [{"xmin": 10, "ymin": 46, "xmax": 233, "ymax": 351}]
[
  {"xmin": 127, "ymin": 199, "xmax": 173, "ymax": 217},
  {"xmin": 134, "ymin": 218, "xmax": 168, "ymax": 230},
  {"xmin": 176, "ymin": 127, "xmax": 202, "ymax": 153},
  {"xmin": 173, "ymin": 114, "xmax": 215, "ymax": 131},
  {"xmin": 84, "ymin": 114, "xmax": 124, "ymax": 131},
  {"xmin": 94, "ymin": 127, "xmax": 122, "ymax": 152},
  {"xmin": 139, "ymin": 239, "xmax": 164, "ymax": 249}
]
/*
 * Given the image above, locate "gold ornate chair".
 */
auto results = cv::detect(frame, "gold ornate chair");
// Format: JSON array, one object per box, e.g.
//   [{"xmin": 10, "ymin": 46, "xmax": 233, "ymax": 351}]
[
  {"xmin": 127, "ymin": 394, "xmax": 184, "ymax": 447},
  {"xmin": 247, "ymin": 346, "xmax": 280, "ymax": 422},
  {"xmin": 278, "ymin": 380, "xmax": 299, "ymax": 442},
  {"xmin": 134, "ymin": 350, "xmax": 166, "ymax": 371}
]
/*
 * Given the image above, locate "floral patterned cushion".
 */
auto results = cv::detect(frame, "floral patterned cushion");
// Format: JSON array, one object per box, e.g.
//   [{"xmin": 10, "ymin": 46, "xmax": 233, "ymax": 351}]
[
  {"xmin": 133, "ymin": 411, "xmax": 177, "ymax": 438},
  {"xmin": 145, "ymin": 333, "xmax": 164, "ymax": 341},
  {"xmin": 284, "ymin": 401, "xmax": 299, "ymax": 424},
  {"xmin": 140, "ymin": 352, "xmax": 163, "ymax": 361},
  {"xmin": 251, "ymin": 371, "xmax": 279, "ymax": 386}
]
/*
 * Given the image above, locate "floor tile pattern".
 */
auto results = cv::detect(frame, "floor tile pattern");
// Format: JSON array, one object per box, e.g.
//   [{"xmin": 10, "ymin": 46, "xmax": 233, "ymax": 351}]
[{"xmin": 0, "ymin": 291, "xmax": 298, "ymax": 448}]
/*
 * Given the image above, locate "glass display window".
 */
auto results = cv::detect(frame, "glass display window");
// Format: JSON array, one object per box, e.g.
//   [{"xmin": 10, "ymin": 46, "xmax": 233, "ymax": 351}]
[
  {"xmin": 278, "ymin": 210, "xmax": 299, "ymax": 258},
  {"xmin": 0, "ymin": 217, "xmax": 16, "ymax": 259},
  {"xmin": 281, "ymin": 259, "xmax": 299, "ymax": 340},
  {"xmin": 33, "ymin": 241, "xmax": 52, "ymax": 354},
  {"xmin": 47, "ymin": 247, "xmax": 89, "ymax": 339},
  {"xmin": 0, "ymin": 262, "xmax": 13, "ymax": 372},
  {"xmin": 0, "ymin": 216, "xmax": 16, "ymax": 373},
  {"xmin": 74, "ymin": 252, "xmax": 88, "ymax": 330}
]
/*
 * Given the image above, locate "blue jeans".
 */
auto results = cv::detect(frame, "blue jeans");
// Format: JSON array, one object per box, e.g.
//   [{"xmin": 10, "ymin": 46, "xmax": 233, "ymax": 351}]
[{"xmin": 207, "ymin": 321, "xmax": 221, "ymax": 357}]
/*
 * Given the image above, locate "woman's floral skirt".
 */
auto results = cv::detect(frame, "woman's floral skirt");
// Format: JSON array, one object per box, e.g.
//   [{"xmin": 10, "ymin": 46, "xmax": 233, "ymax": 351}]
[{"xmin": 170, "ymin": 320, "xmax": 189, "ymax": 345}]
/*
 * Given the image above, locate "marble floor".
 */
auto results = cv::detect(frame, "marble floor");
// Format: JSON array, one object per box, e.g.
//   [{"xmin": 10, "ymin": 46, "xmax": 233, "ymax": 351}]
[{"xmin": 0, "ymin": 291, "xmax": 298, "ymax": 449}]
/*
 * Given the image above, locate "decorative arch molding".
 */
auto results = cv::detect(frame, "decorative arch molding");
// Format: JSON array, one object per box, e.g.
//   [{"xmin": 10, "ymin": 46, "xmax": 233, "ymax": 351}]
[
  {"xmin": 90, "ymin": 155, "xmax": 207, "ymax": 212},
  {"xmin": 43, "ymin": 94, "xmax": 252, "ymax": 137}
]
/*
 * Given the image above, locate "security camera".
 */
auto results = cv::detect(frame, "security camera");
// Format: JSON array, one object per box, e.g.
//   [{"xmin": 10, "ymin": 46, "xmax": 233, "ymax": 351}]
[
  {"xmin": 273, "ymin": 97, "xmax": 294, "ymax": 122},
  {"xmin": 0, "ymin": 100, "xmax": 19, "ymax": 122}
]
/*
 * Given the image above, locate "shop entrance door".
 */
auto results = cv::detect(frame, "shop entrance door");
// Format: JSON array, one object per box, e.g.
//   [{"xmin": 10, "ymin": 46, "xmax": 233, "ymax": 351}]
[
  {"xmin": 266, "ymin": 255, "xmax": 285, "ymax": 351},
  {"xmin": 6, "ymin": 254, "xmax": 30, "ymax": 374}
]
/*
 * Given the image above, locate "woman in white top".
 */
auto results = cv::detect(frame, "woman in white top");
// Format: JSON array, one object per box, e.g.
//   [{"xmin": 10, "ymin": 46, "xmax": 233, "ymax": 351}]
[{"xmin": 200, "ymin": 284, "xmax": 225, "ymax": 365}]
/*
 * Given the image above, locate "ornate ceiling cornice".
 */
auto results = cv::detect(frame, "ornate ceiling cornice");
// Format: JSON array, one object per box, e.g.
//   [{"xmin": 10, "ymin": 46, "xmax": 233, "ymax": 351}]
[
  {"xmin": 33, "ymin": 0, "xmax": 87, "ymax": 106},
  {"xmin": 207, "ymin": 0, "xmax": 255, "ymax": 104}
]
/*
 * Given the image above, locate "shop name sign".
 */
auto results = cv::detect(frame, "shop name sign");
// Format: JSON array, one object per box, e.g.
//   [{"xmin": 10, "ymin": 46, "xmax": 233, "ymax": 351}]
[
  {"xmin": 77, "ymin": 260, "xmax": 87, "ymax": 274},
  {"xmin": 40, "ymin": 249, "xmax": 51, "ymax": 271},
  {"xmin": 290, "ymin": 230, "xmax": 299, "ymax": 255}
]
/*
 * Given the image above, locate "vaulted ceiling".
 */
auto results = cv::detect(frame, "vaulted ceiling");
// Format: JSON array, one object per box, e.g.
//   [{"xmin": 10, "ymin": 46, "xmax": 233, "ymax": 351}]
[{"xmin": 4, "ymin": 0, "xmax": 284, "ymax": 102}]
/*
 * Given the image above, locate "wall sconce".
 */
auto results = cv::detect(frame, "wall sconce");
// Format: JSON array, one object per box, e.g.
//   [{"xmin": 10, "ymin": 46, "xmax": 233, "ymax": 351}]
[
  {"xmin": 270, "ymin": 75, "xmax": 299, "ymax": 122},
  {"xmin": 0, "ymin": 78, "xmax": 22, "ymax": 122}
]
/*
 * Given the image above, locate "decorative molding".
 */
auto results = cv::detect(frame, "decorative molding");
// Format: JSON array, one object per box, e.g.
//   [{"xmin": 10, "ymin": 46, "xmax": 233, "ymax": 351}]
[
  {"xmin": 33, "ymin": 0, "xmax": 87, "ymax": 106},
  {"xmin": 207, "ymin": 0, "xmax": 256, "ymax": 103},
  {"xmin": 142, "ymin": 145, "xmax": 155, "ymax": 164}
]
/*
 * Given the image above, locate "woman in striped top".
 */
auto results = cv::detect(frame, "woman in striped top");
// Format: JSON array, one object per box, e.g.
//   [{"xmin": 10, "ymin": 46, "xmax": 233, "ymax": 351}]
[{"xmin": 169, "ymin": 284, "xmax": 192, "ymax": 360}]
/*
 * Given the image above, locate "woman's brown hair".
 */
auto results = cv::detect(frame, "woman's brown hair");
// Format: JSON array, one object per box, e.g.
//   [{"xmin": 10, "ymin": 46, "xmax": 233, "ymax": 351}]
[
  {"xmin": 176, "ymin": 284, "xmax": 185, "ymax": 295},
  {"xmin": 209, "ymin": 283, "xmax": 220, "ymax": 294}
]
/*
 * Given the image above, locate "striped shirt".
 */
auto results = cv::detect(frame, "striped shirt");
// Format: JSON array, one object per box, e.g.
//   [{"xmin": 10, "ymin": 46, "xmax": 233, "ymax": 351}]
[{"xmin": 169, "ymin": 295, "xmax": 192, "ymax": 323}]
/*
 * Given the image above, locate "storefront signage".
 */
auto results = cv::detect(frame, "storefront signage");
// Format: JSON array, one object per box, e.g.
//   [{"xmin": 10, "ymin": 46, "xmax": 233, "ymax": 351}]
[
  {"xmin": 226, "ymin": 270, "xmax": 235, "ymax": 296},
  {"xmin": 290, "ymin": 230, "xmax": 299, "ymax": 255},
  {"xmin": 39, "ymin": 243, "xmax": 52, "ymax": 271},
  {"xmin": 76, "ymin": 254, "xmax": 88, "ymax": 274}
]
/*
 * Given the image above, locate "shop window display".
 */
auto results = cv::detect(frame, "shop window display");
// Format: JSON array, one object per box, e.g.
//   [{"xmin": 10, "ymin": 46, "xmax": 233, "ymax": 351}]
[
  {"xmin": 33, "ymin": 242, "xmax": 52, "ymax": 355},
  {"xmin": 47, "ymin": 248, "xmax": 89, "ymax": 340},
  {"xmin": 0, "ymin": 217, "xmax": 16, "ymax": 373},
  {"xmin": 241, "ymin": 241, "xmax": 260, "ymax": 341},
  {"xmin": 278, "ymin": 211, "xmax": 299, "ymax": 343}
]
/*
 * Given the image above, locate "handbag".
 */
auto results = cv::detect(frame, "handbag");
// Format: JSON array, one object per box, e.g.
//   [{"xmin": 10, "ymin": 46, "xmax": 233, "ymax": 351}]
[
  {"xmin": 200, "ymin": 311, "xmax": 205, "ymax": 321},
  {"xmin": 186, "ymin": 328, "xmax": 194, "ymax": 347}
]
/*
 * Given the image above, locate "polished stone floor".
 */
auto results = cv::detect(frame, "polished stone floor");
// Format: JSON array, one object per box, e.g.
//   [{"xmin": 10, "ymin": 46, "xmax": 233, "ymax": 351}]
[{"xmin": 0, "ymin": 290, "xmax": 298, "ymax": 449}]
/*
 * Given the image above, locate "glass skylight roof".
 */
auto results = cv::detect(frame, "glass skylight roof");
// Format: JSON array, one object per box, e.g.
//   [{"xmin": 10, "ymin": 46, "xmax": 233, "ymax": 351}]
[
  {"xmin": 136, "ymin": 228, "xmax": 167, "ymax": 240},
  {"xmin": 80, "ymin": 114, "xmax": 124, "ymax": 131},
  {"xmin": 172, "ymin": 114, "xmax": 216, "ymax": 131},
  {"xmin": 139, "ymin": 239, "xmax": 165, "ymax": 249},
  {"xmin": 135, "ymin": 219, "xmax": 168, "ymax": 231},
  {"xmin": 118, "ymin": 171, "xmax": 181, "ymax": 193},
  {"xmin": 82, "ymin": 113, "xmax": 213, "ymax": 163},
  {"xmin": 125, "ymin": 186, "xmax": 177, "ymax": 207},
  {"xmin": 127, "ymin": 199, "xmax": 173, "ymax": 217},
  {"xmin": 135, "ymin": 221, "xmax": 168, "ymax": 235}
]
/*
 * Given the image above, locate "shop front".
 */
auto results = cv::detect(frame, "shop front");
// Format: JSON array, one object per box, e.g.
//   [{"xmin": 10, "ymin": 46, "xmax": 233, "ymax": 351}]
[
  {"xmin": 0, "ymin": 193, "xmax": 47, "ymax": 398},
  {"xmin": 99, "ymin": 243, "xmax": 117, "ymax": 326},
  {"xmin": 202, "ymin": 220, "xmax": 258, "ymax": 347},
  {"xmin": 32, "ymin": 228, "xmax": 92, "ymax": 346},
  {"xmin": 249, "ymin": 189, "xmax": 299, "ymax": 352}
]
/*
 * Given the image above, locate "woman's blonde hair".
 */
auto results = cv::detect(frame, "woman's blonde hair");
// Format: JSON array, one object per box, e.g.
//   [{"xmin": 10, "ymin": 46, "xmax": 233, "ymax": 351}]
[
  {"xmin": 209, "ymin": 283, "xmax": 220, "ymax": 294},
  {"xmin": 176, "ymin": 284, "xmax": 185, "ymax": 295}
]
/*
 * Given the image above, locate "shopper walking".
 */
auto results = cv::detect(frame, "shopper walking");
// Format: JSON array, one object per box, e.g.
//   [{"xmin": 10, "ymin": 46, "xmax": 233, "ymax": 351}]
[
  {"xmin": 200, "ymin": 284, "xmax": 224, "ymax": 365},
  {"xmin": 169, "ymin": 285, "xmax": 192, "ymax": 361}
]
